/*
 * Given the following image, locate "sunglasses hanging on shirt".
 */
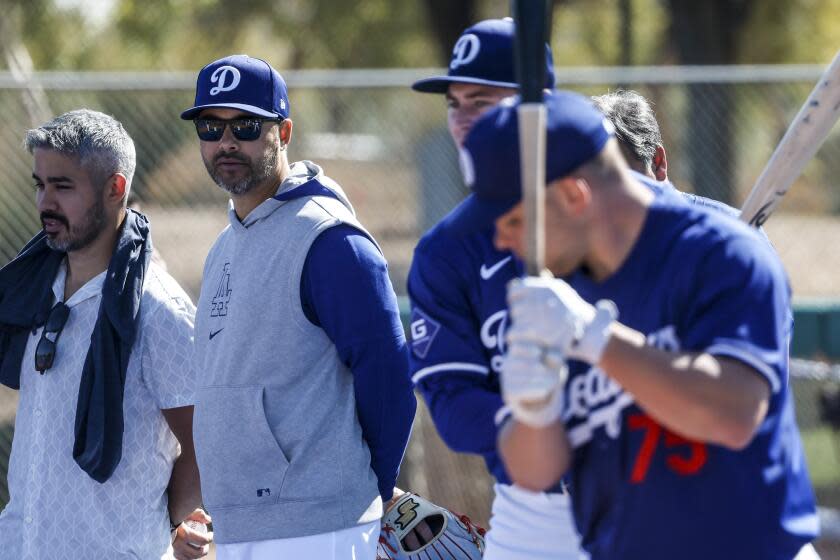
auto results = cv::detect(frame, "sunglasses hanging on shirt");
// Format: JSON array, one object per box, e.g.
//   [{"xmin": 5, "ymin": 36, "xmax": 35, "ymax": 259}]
[{"xmin": 34, "ymin": 302, "xmax": 70, "ymax": 374}]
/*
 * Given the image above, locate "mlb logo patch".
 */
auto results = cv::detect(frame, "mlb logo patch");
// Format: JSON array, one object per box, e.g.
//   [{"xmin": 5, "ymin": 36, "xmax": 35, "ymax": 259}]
[{"xmin": 410, "ymin": 308, "xmax": 440, "ymax": 359}]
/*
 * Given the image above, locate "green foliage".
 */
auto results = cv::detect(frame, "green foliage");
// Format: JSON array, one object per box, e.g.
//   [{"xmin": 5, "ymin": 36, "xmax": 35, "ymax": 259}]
[
  {"xmin": 3, "ymin": 0, "xmax": 437, "ymax": 71},
  {"xmin": 0, "ymin": 0, "xmax": 88, "ymax": 70},
  {"xmin": 3, "ymin": 0, "xmax": 838, "ymax": 72},
  {"xmin": 550, "ymin": 0, "xmax": 667, "ymax": 66},
  {"xmin": 802, "ymin": 426, "xmax": 840, "ymax": 492},
  {"xmin": 740, "ymin": 0, "xmax": 840, "ymax": 63}
]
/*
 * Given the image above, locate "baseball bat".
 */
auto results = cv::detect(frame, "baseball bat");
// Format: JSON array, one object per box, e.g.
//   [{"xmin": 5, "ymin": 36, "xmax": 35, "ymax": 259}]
[
  {"xmin": 513, "ymin": 0, "xmax": 551, "ymax": 275},
  {"xmin": 740, "ymin": 50, "xmax": 840, "ymax": 227}
]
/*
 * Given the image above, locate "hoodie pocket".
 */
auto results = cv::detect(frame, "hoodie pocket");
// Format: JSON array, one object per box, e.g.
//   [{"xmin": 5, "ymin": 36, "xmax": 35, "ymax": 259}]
[{"xmin": 193, "ymin": 385, "xmax": 290, "ymax": 510}]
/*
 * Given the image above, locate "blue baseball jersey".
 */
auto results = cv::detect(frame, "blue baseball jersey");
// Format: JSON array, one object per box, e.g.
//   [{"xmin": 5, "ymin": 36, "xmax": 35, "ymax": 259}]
[
  {"xmin": 407, "ymin": 172, "xmax": 741, "ymax": 488},
  {"xmin": 408, "ymin": 195, "xmax": 527, "ymax": 486},
  {"xmin": 562, "ymin": 189, "xmax": 817, "ymax": 559}
]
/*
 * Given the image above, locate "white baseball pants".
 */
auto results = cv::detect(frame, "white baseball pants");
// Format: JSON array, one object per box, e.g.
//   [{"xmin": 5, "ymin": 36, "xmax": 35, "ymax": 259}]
[
  {"xmin": 214, "ymin": 520, "xmax": 379, "ymax": 560},
  {"xmin": 483, "ymin": 483, "xmax": 586, "ymax": 560}
]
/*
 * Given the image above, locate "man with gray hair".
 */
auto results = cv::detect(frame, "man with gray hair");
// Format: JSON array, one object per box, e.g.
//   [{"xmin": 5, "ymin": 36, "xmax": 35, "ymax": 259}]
[
  {"xmin": 592, "ymin": 89, "xmax": 755, "ymax": 220},
  {"xmin": 0, "ymin": 109, "xmax": 208, "ymax": 559},
  {"xmin": 591, "ymin": 89, "xmax": 669, "ymax": 181}
]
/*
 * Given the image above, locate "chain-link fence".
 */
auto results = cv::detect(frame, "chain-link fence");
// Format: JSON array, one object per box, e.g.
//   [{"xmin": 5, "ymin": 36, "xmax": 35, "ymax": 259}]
[
  {"xmin": 2, "ymin": 66, "xmax": 839, "ymax": 297},
  {"xmin": 2, "ymin": 66, "xmax": 840, "ymax": 554}
]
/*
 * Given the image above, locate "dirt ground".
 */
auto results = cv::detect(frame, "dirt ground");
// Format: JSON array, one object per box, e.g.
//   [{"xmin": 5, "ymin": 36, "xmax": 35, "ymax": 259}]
[{"xmin": 763, "ymin": 214, "xmax": 840, "ymax": 299}]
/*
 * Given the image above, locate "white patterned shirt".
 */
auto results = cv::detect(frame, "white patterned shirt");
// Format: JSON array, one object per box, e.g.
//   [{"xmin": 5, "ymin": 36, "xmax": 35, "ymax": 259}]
[{"xmin": 0, "ymin": 260, "xmax": 197, "ymax": 560}]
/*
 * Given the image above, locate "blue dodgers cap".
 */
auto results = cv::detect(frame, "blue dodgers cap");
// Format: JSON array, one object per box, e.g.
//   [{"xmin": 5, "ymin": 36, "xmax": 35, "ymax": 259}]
[
  {"xmin": 453, "ymin": 90, "xmax": 615, "ymax": 232},
  {"xmin": 180, "ymin": 54, "xmax": 290, "ymax": 120},
  {"xmin": 412, "ymin": 18, "xmax": 555, "ymax": 94}
]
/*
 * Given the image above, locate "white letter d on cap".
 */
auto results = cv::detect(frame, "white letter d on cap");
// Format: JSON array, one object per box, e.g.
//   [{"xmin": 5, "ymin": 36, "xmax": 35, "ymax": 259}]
[
  {"xmin": 209, "ymin": 66, "xmax": 241, "ymax": 96},
  {"xmin": 450, "ymin": 34, "xmax": 480, "ymax": 69}
]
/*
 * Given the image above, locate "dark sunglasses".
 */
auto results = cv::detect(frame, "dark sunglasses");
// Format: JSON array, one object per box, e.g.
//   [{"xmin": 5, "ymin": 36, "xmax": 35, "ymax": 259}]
[
  {"xmin": 34, "ymin": 302, "xmax": 70, "ymax": 374},
  {"xmin": 194, "ymin": 117, "xmax": 283, "ymax": 142}
]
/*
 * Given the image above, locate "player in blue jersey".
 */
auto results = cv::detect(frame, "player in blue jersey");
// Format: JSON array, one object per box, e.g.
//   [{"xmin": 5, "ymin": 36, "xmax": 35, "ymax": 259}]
[
  {"xmin": 410, "ymin": 25, "xmax": 683, "ymax": 560},
  {"xmin": 456, "ymin": 89, "xmax": 820, "ymax": 559},
  {"xmin": 408, "ymin": 18, "xmax": 585, "ymax": 560}
]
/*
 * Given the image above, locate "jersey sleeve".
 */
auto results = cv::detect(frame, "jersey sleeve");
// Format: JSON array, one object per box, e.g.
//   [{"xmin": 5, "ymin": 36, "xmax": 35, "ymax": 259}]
[
  {"xmin": 301, "ymin": 225, "xmax": 416, "ymax": 502},
  {"xmin": 407, "ymin": 244, "xmax": 505, "ymax": 455},
  {"xmin": 140, "ymin": 294, "xmax": 198, "ymax": 410},
  {"xmin": 407, "ymin": 246, "xmax": 492, "ymax": 382},
  {"xmin": 676, "ymin": 235, "xmax": 791, "ymax": 394}
]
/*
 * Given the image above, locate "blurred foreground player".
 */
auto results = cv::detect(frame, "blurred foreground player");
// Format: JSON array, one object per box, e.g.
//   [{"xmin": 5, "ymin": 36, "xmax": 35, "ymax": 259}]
[
  {"xmin": 408, "ymin": 18, "xmax": 584, "ymax": 559},
  {"xmin": 460, "ymin": 90, "xmax": 820, "ymax": 559}
]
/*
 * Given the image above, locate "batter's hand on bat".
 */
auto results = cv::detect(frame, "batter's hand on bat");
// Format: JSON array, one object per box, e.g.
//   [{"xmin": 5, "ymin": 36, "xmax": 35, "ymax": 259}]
[
  {"xmin": 501, "ymin": 340, "xmax": 567, "ymax": 427},
  {"xmin": 172, "ymin": 508, "xmax": 212, "ymax": 560},
  {"xmin": 507, "ymin": 276, "xmax": 618, "ymax": 365}
]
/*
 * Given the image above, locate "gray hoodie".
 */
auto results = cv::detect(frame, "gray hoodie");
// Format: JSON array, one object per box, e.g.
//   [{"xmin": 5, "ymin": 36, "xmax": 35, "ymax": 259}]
[{"xmin": 193, "ymin": 161, "xmax": 382, "ymax": 543}]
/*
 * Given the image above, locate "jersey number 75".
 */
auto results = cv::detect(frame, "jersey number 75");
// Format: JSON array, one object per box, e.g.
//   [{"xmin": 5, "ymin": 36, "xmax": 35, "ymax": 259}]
[{"xmin": 628, "ymin": 413, "xmax": 708, "ymax": 484}]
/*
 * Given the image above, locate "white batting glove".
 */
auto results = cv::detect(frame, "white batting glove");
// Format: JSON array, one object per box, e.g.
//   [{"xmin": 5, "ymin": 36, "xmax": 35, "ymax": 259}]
[
  {"xmin": 501, "ymin": 341, "xmax": 567, "ymax": 428},
  {"xmin": 507, "ymin": 276, "xmax": 618, "ymax": 365}
]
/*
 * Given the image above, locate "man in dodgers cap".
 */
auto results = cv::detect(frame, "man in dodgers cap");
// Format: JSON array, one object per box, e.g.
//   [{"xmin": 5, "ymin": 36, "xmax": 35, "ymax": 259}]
[
  {"xmin": 182, "ymin": 54, "xmax": 416, "ymax": 560},
  {"xmin": 406, "ymin": 19, "xmax": 585, "ymax": 560}
]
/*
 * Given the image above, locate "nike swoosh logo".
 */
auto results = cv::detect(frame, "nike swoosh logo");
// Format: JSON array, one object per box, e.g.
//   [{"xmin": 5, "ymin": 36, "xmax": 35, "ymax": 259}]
[
  {"xmin": 480, "ymin": 256, "xmax": 512, "ymax": 280},
  {"xmin": 209, "ymin": 328, "xmax": 224, "ymax": 340}
]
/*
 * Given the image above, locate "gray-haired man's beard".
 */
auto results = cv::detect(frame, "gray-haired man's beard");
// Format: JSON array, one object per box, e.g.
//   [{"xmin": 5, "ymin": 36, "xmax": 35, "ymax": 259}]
[
  {"xmin": 206, "ymin": 148, "xmax": 279, "ymax": 196},
  {"xmin": 44, "ymin": 196, "xmax": 107, "ymax": 253}
]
